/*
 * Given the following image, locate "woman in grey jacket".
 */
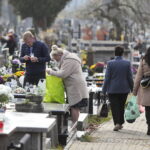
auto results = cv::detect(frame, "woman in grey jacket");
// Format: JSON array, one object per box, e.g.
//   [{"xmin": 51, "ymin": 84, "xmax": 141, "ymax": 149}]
[
  {"xmin": 47, "ymin": 45, "xmax": 89, "ymax": 123},
  {"xmin": 133, "ymin": 47, "xmax": 150, "ymax": 135}
]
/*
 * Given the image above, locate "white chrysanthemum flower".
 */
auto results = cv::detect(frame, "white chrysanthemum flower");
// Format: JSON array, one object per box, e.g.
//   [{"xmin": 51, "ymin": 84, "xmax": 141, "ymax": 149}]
[{"xmin": 0, "ymin": 85, "xmax": 13, "ymax": 103}]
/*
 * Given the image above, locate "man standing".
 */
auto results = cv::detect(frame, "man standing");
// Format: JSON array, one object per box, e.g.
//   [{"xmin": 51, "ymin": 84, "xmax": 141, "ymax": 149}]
[
  {"xmin": 102, "ymin": 46, "xmax": 133, "ymax": 131},
  {"xmin": 20, "ymin": 31, "xmax": 50, "ymax": 86}
]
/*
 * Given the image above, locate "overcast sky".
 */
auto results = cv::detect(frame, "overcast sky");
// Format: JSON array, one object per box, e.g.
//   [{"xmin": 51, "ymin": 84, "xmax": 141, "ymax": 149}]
[{"xmin": 65, "ymin": 0, "xmax": 89, "ymax": 11}]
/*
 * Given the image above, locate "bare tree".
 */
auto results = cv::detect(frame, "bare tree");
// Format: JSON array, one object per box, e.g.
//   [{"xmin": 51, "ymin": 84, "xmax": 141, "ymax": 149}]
[{"xmin": 75, "ymin": 0, "xmax": 150, "ymax": 40}]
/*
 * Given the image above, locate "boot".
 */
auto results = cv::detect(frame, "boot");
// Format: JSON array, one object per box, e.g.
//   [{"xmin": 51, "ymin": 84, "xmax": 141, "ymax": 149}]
[
  {"xmin": 147, "ymin": 125, "xmax": 150, "ymax": 135},
  {"xmin": 113, "ymin": 124, "xmax": 123, "ymax": 131}
]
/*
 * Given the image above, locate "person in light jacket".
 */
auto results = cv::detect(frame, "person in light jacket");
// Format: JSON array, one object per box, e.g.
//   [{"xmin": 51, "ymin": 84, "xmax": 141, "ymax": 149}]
[
  {"xmin": 47, "ymin": 45, "xmax": 89, "ymax": 123},
  {"xmin": 102, "ymin": 46, "xmax": 133, "ymax": 131},
  {"xmin": 133, "ymin": 47, "xmax": 150, "ymax": 135}
]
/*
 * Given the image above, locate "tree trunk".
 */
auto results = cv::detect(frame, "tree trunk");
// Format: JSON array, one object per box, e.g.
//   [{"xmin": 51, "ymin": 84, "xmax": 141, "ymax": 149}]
[
  {"xmin": 116, "ymin": 25, "xmax": 122, "ymax": 41},
  {"xmin": 36, "ymin": 17, "xmax": 48, "ymax": 31},
  {"xmin": 113, "ymin": 20, "xmax": 123, "ymax": 41},
  {"xmin": 33, "ymin": 19, "xmax": 39, "ymax": 34}
]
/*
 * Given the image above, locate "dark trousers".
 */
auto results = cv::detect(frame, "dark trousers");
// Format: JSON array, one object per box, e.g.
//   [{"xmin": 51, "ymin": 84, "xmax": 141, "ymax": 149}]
[
  {"xmin": 145, "ymin": 106, "xmax": 150, "ymax": 125},
  {"xmin": 24, "ymin": 72, "xmax": 45, "ymax": 87},
  {"xmin": 108, "ymin": 93, "xmax": 128, "ymax": 125}
]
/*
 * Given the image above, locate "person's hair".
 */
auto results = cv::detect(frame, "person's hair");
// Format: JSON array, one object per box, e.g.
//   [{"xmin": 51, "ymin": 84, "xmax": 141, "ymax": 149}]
[
  {"xmin": 115, "ymin": 46, "xmax": 124, "ymax": 56},
  {"xmin": 27, "ymin": 28, "xmax": 36, "ymax": 36},
  {"xmin": 144, "ymin": 47, "xmax": 150, "ymax": 66},
  {"xmin": 23, "ymin": 31, "xmax": 34, "ymax": 41},
  {"xmin": 44, "ymin": 35, "xmax": 51, "ymax": 44},
  {"xmin": 50, "ymin": 45, "xmax": 64, "ymax": 57}
]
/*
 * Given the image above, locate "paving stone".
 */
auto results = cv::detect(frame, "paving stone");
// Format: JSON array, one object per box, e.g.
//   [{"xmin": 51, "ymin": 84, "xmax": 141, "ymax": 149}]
[{"xmin": 68, "ymin": 113, "xmax": 150, "ymax": 150}]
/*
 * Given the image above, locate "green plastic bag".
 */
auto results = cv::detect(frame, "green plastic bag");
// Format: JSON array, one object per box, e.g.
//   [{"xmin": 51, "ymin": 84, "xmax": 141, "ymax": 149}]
[
  {"xmin": 124, "ymin": 96, "xmax": 140, "ymax": 123},
  {"xmin": 43, "ymin": 75, "xmax": 65, "ymax": 104}
]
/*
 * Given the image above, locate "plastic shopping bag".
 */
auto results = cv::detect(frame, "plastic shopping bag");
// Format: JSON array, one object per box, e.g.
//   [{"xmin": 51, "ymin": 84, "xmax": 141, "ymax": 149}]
[
  {"xmin": 43, "ymin": 75, "xmax": 65, "ymax": 104},
  {"xmin": 124, "ymin": 96, "xmax": 140, "ymax": 123}
]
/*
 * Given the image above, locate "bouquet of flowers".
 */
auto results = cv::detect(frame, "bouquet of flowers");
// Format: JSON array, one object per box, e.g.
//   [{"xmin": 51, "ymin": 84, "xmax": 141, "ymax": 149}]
[
  {"xmin": 2, "ymin": 74, "xmax": 14, "ymax": 82},
  {"xmin": 14, "ymin": 71, "xmax": 25, "ymax": 77},
  {"xmin": 13, "ymin": 87, "xmax": 26, "ymax": 94},
  {"xmin": 0, "ymin": 85, "xmax": 14, "ymax": 106}
]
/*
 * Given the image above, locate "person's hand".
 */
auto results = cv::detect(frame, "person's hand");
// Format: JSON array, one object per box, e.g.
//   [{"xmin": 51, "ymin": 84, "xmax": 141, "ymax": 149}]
[
  {"xmin": 30, "ymin": 56, "xmax": 38, "ymax": 62},
  {"xmin": 132, "ymin": 92, "xmax": 136, "ymax": 96},
  {"xmin": 24, "ymin": 55, "xmax": 30, "ymax": 61},
  {"xmin": 53, "ymin": 67, "xmax": 59, "ymax": 71},
  {"xmin": 46, "ymin": 68, "xmax": 53, "ymax": 75}
]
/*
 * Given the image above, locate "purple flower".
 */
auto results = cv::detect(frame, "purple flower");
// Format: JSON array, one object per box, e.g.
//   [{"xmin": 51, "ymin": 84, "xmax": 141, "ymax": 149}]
[{"xmin": 12, "ymin": 59, "xmax": 20, "ymax": 65}]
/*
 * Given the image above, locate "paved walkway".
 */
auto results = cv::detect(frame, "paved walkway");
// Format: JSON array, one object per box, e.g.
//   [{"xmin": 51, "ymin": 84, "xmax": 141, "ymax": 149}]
[{"xmin": 67, "ymin": 113, "xmax": 150, "ymax": 150}]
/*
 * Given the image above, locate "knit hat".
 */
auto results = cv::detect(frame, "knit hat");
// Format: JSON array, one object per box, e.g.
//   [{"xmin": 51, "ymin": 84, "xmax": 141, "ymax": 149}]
[{"xmin": 50, "ymin": 45, "xmax": 64, "ymax": 58}]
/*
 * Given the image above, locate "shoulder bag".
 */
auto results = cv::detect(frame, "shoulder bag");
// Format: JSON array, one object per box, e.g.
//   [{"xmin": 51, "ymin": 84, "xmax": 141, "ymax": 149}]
[{"xmin": 140, "ymin": 76, "xmax": 150, "ymax": 88}]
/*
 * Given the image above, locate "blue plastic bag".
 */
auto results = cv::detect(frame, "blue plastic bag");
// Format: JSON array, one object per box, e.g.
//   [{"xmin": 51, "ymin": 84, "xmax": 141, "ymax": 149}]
[{"xmin": 124, "ymin": 96, "xmax": 140, "ymax": 123}]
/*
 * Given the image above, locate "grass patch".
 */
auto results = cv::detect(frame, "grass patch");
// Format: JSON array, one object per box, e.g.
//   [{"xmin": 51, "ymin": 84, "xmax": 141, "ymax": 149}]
[
  {"xmin": 79, "ymin": 133, "xmax": 94, "ymax": 142},
  {"xmin": 88, "ymin": 111, "xmax": 112, "ymax": 126},
  {"xmin": 79, "ymin": 113, "xmax": 112, "ymax": 142},
  {"xmin": 50, "ymin": 145, "xmax": 63, "ymax": 150},
  {"xmin": 56, "ymin": 146, "xmax": 63, "ymax": 150},
  {"xmin": 78, "ymin": 112, "xmax": 112, "ymax": 142}
]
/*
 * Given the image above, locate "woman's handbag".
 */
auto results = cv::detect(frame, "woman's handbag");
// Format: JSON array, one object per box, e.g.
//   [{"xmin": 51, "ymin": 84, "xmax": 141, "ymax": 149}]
[
  {"xmin": 99, "ymin": 94, "xmax": 110, "ymax": 117},
  {"xmin": 100, "ymin": 103, "xmax": 109, "ymax": 117},
  {"xmin": 124, "ymin": 96, "xmax": 140, "ymax": 123},
  {"xmin": 140, "ymin": 76, "xmax": 150, "ymax": 88}
]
